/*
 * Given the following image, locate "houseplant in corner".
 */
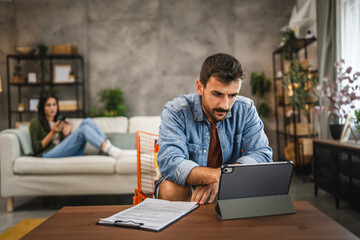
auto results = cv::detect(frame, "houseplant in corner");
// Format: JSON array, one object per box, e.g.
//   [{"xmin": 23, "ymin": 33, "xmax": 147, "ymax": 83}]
[
  {"xmin": 317, "ymin": 60, "xmax": 360, "ymax": 139},
  {"xmin": 88, "ymin": 88, "xmax": 128, "ymax": 117},
  {"xmin": 250, "ymin": 71, "xmax": 272, "ymax": 119}
]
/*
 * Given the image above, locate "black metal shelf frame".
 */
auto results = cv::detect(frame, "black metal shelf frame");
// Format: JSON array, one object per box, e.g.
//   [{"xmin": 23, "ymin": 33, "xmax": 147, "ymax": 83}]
[
  {"xmin": 272, "ymin": 37, "xmax": 317, "ymax": 165},
  {"xmin": 6, "ymin": 54, "xmax": 86, "ymax": 128}
]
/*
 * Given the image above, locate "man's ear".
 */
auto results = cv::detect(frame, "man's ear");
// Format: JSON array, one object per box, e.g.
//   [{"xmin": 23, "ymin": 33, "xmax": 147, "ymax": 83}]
[{"xmin": 196, "ymin": 79, "xmax": 204, "ymax": 96}]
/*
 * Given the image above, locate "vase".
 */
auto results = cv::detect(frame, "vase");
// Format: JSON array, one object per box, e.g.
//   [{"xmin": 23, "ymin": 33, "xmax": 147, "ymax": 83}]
[{"xmin": 329, "ymin": 124, "xmax": 344, "ymax": 140}]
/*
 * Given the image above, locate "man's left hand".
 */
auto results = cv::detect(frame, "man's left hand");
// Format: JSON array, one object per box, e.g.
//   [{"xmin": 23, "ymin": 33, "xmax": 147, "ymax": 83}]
[{"xmin": 191, "ymin": 182, "xmax": 219, "ymax": 205}]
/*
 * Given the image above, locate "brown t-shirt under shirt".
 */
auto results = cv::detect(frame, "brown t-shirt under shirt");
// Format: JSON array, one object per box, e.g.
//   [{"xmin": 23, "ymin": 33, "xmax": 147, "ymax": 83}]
[{"xmin": 207, "ymin": 122, "xmax": 223, "ymax": 168}]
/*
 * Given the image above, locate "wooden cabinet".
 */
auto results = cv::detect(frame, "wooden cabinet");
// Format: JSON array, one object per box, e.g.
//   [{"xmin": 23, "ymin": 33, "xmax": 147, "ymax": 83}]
[{"xmin": 313, "ymin": 139, "xmax": 360, "ymax": 209}]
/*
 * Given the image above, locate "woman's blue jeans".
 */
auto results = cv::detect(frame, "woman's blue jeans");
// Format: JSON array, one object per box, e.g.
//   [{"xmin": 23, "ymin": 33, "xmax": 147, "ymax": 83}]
[{"xmin": 43, "ymin": 118, "xmax": 107, "ymax": 158}]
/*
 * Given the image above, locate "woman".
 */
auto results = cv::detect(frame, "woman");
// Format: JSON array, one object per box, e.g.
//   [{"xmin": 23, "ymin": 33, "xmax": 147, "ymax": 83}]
[{"xmin": 29, "ymin": 92, "xmax": 135, "ymax": 159}]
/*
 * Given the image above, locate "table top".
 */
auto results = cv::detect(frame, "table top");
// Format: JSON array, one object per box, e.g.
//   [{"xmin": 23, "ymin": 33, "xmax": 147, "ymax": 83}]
[
  {"xmin": 22, "ymin": 201, "xmax": 358, "ymax": 240},
  {"xmin": 313, "ymin": 139, "xmax": 360, "ymax": 150}
]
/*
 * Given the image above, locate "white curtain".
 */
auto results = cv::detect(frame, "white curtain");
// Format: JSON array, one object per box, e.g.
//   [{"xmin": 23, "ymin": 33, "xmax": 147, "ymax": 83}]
[
  {"xmin": 340, "ymin": 0, "xmax": 360, "ymax": 111},
  {"xmin": 341, "ymin": 0, "xmax": 360, "ymax": 73}
]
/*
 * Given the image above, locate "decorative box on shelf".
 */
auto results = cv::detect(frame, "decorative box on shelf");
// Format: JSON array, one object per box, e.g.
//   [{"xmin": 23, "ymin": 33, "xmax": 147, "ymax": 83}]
[
  {"xmin": 59, "ymin": 100, "xmax": 78, "ymax": 111},
  {"xmin": 287, "ymin": 123, "xmax": 312, "ymax": 135},
  {"xmin": 51, "ymin": 44, "xmax": 78, "ymax": 55}
]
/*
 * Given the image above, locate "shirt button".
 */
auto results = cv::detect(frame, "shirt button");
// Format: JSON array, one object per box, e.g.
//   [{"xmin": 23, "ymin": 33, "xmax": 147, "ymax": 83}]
[
  {"xmin": 204, "ymin": 150, "xmax": 207, "ymax": 153},
  {"xmin": 206, "ymin": 132, "xmax": 209, "ymax": 135}
]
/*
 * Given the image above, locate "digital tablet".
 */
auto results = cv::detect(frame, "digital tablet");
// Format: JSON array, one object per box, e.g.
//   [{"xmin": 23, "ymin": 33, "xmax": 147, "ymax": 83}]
[{"xmin": 217, "ymin": 161, "xmax": 294, "ymax": 201}]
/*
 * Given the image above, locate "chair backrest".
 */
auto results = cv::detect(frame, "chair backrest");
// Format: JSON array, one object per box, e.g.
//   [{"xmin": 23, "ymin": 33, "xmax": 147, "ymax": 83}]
[{"xmin": 133, "ymin": 131, "xmax": 159, "ymax": 204}]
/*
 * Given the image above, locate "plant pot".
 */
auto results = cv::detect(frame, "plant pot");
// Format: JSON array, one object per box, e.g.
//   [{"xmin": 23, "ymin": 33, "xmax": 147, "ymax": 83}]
[{"xmin": 330, "ymin": 124, "xmax": 344, "ymax": 140}]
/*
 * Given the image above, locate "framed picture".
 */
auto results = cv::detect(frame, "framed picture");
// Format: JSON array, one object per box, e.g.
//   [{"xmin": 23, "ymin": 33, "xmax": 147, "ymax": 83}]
[
  {"xmin": 340, "ymin": 113, "xmax": 358, "ymax": 143},
  {"xmin": 27, "ymin": 72, "xmax": 37, "ymax": 83},
  {"xmin": 54, "ymin": 65, "xmax": 71, "ymax": 83},
  {"xmin": 28, "ymin": 98, "xmax": 39, "ymax": 112}
]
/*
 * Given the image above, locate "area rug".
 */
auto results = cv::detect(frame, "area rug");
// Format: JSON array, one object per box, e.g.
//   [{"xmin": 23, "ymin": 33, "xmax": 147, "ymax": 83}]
[{"xmin": 0, "ymin": 218, "xmax": 47, "ymax": 240}]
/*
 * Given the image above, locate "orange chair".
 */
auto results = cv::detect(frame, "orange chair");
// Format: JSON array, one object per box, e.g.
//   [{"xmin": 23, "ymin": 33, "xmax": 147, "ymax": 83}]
[{"xmin": 133, "ymin": 131, "xmax": 159, "ymax": 205}]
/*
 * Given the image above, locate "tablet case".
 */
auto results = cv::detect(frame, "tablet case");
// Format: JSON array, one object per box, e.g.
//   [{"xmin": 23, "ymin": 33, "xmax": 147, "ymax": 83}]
[{"xmin": 215, "ymin": 161, "xmax": 296, "ymax": 220}]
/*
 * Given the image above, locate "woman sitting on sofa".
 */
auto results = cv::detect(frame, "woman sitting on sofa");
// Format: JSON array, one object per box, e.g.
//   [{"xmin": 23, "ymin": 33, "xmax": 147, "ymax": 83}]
[{"xmin": 29, "ymin": 92, "xmax": 136, "ymax": 159}]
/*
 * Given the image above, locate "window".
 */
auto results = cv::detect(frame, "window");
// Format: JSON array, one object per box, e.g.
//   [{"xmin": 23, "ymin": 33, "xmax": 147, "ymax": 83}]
[
  {"xmin": 340, "ymin": 0, "xmax": 360, "ymax": 73},
  {"xmin": 340, "ymin": 0, "xmax": 360, "ymax": 112}
]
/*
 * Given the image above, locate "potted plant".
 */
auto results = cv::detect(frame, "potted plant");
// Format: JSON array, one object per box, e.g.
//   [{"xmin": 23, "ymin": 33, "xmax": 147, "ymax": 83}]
[
  {"xmin": 12, "ymin": 64, "xmax": 23, "ymax": 83},
  {"xmin": 282, "ymin": 59, "xmax": 318, "ymax": 136},
  {"xmin": 316, "ymin": 60, "xmax": 360, "ymax": 139},
  {"xmin": 250, "ymin": 71, "xmax": 272, "ymax": 119},
  {"xmin": 88, "ymin": 88, "xmax": 128, "ymax": 117},
  {"xmin": 281, "ymin": 28, "xmax": 296, "ymax": 60}
]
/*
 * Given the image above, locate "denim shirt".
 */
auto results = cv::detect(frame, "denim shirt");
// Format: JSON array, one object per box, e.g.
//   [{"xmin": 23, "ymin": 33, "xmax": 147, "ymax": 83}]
[{"xmin": 157, "ymin": 93, "xmax": 273, "ymax": 186}]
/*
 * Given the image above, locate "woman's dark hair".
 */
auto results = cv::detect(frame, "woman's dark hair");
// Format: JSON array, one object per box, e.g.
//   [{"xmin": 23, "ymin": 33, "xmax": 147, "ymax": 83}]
[
  {"xmin": 37, "ymin": 92, "xmax": 59, "ymax": 132},
  {"xmin": 200, "ymin": 53, "xmax": 246, "ymax": 88}
]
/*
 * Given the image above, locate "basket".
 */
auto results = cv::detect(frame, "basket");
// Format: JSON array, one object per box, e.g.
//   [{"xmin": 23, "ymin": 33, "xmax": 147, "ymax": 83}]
[{"xmin": 51, "ymin": 44, "xmax": 78, "ymax": 54}]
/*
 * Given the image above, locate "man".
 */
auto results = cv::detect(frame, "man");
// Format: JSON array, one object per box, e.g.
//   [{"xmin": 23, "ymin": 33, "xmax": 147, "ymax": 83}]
[{"xmin": 156, "ymin": 53, "xmax": 272, "ymax": 205}]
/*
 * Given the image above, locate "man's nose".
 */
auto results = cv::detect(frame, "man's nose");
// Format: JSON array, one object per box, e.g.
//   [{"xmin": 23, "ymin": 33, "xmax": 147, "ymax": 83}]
[{"xmin": 219, "ymin": 97, "xmax": 230, "ymax": 110}]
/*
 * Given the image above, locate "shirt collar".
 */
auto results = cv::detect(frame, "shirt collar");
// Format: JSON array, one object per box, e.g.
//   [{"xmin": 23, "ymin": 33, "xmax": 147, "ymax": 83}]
[{"xmin": 193, "ymin": 93, "xmax": 232, "ymax": 122}]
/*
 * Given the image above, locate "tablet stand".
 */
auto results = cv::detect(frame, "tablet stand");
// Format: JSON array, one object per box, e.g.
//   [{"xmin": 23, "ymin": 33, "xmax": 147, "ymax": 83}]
[{"xmin": 215, "ymin": 194, "xmax": 296, "ymax": 220}]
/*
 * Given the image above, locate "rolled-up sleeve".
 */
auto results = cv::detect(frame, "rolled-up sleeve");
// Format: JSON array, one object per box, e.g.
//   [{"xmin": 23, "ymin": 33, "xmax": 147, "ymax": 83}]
[
  {"xmin": 157, "ymin": 106, "xmax": 199, "ymax": 186},
  {"xmin": 236, "ymin": 102, "xmax": 273, "ymax": 163}
]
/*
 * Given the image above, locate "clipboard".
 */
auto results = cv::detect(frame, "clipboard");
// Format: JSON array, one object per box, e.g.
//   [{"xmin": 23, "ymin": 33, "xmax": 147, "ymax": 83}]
[
  {"xmin": 97, "ymin": 198, "xmax": 199, "ymax": 232},
  {"xmin": 215, "ymin": 161, "xmax": 296, "ymax": 220}
]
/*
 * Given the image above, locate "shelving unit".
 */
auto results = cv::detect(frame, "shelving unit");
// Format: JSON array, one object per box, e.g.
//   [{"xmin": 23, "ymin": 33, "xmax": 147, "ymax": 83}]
[
  {"xmin": 272, "ymin": 37, "xmax": 317, "ymax": 166},
  {"xmin": 6, "ymin": 54, "xmax": 86, "ymax": 128}
]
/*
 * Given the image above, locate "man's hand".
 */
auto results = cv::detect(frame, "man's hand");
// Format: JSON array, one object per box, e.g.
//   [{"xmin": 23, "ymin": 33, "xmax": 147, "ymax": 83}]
[
  {"xmin": 191, "ymin": 182, "xmax": 219, "ymax": 205},
  {"xmin": 186, "ymin": 167, "xmax": 221, "ymax": 205}
]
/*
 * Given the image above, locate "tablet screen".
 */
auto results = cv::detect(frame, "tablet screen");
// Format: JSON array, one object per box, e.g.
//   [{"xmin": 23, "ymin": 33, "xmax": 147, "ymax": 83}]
[{"xmin": 217, "ymin": 162, "xmax": 293, "ymax": 200}]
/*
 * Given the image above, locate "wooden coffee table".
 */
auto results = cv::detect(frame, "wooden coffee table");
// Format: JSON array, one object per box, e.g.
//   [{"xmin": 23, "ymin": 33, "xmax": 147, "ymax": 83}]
[{"xmin": 22, "ymin": 201, "xmax": 358, "ymax": 239}]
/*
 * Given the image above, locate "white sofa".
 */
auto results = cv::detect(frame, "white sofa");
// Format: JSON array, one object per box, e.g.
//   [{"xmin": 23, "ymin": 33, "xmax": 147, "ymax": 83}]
[{"xmin": 0, "ymin": 116, "xmax": 161, "ymax": 212}]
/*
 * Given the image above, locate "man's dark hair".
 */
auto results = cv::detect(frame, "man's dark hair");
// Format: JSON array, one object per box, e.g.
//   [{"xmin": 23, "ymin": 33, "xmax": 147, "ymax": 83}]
[{"xmin": 200, "ymin": 53, "xmax": 245, "ymax": 87}]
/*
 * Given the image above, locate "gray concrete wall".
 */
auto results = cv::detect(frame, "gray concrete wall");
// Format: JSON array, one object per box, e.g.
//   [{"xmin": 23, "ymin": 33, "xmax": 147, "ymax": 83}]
[{"xmin": 0, "ymin": 0, "xmax": 298, "ymax": 160}]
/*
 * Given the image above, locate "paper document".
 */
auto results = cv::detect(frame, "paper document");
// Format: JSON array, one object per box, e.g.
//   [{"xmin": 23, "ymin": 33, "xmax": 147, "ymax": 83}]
[{"xmin": 97, "ymin": 198, "xmax": 199, "ymax": 231}]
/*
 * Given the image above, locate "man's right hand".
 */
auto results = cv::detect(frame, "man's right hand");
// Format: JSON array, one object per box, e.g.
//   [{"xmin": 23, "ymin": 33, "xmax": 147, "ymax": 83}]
[
  {"xmin": 186, "ymin": 166, "xmax": 221, "ymax": 204},
  {"xmin": 191, "ymin": 182, "xmax": 219, "ymax": 205}
]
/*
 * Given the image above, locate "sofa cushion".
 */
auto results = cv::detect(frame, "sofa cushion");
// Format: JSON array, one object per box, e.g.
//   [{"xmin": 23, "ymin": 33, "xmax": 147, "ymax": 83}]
[
  {"xmin": 128, "ymin": 116, "xmax": 161, "ymax": 134},
  {"xmin": 106, "ymin": 133, "xmax": 136, "ymax": 150},
  {"xmin": 0, "ymin": 129, "xmax": 33, "ymax": 155},
  {"xmin": 115, "ymin": 156, "xmax": 137, "ymax": 175},
  {"xmin": 68, "ymin": 117, "xmax": 128, "ymax": 133},
  {"xmin": 13, "ymin": 156, "xmax": 116, "ymax": 174}
]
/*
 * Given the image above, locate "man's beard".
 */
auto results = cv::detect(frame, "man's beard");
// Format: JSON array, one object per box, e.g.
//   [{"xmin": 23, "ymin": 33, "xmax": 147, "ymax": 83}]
[{"xmin": 203, "ymin": 104, "xmax": 229, "ymax": 123}]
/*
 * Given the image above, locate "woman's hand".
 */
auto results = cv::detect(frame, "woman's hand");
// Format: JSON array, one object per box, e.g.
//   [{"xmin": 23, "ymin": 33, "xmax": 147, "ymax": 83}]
[
  {"xmin": 52, "ymin": 120, "xmax": 65, "ymax": 133},
  {"xmin": 42, "ymin": 120, "xmax": 64, "ymax": 148},
  {"xmin": 62, "ymin": 120, "xmax": 72, "ymax": 137}
]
